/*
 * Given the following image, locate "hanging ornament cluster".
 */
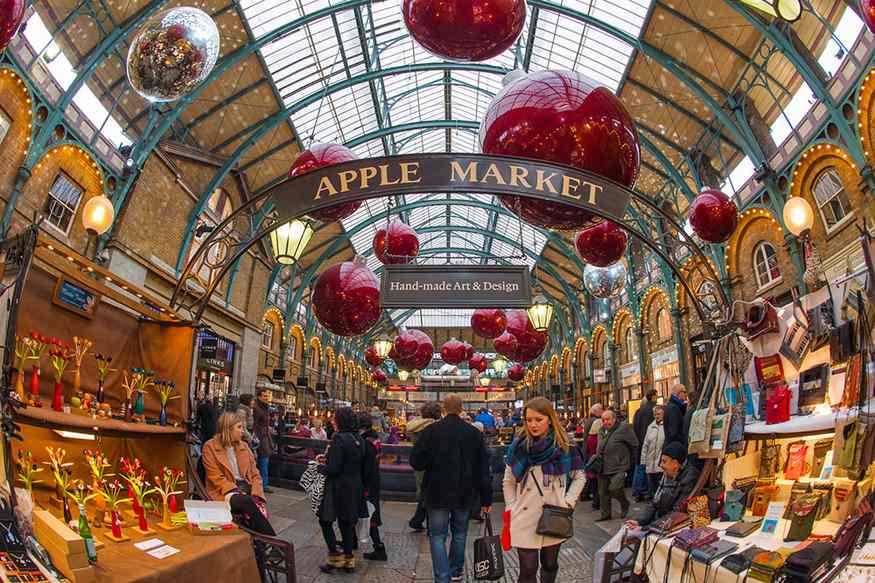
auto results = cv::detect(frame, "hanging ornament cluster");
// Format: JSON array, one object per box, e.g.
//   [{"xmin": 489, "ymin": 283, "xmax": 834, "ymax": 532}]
[
  {"xmin": 468, "ymin": 352, "xmax": 487, "ymax": 373},
  {"xmin": 311, "ymin": 256, "xmax": 381, "ymax": 337},
  {"xmin": 575, "ymin": 220, "xmax": 628, "ymax": 267},
  {"xmin": 392, "ymin": 329, "xmax": 434, "ymax": 370},
  {"xmin": 371, "ymin": 368, "xmax": 387, "ymax": 385},
  {"xmin": 402, "ymin": 0, "xmax": 525, "ymax": 61},
  {"xmin": 126, "ymin": 7, "xmax": 220, "ymax": 102},
  {"xmin": 364, "ymin": 346, "xmax": 384, "ymax": 367},
  {"xmin": 583, "ymin": 261, "xmax": 627, "ymax": 299},
  {"xmin": 470, "ymin": 308, "xmax": 507, "ymax": 339},
  {"xmin": 480, "ymin": 70, "xmax": 640, "ymax": 230},
  {"xmin": 441, "ymin": 338, "xmax": 467, "ymax": 365},
  {"xmin": 491, "ymin": 310, "xmax": 547, "ymax": 363},
  {"xmin": 688, "ymin": 188, "xmax": 739, "ymax": 244},
  {"xmin": 289, "ymin": 143, "xmax": 362, "ymax": 222},
  {"xmin": 507, "ymin": 362, "xmax": 526, "ymax": 382},
  {"xmin": 0, "ymin": 0, "xmax": 24, "ymax": 53},
  {"xmin": 374, "ymin": 220, "xmax": 420, "ymax": 264}
]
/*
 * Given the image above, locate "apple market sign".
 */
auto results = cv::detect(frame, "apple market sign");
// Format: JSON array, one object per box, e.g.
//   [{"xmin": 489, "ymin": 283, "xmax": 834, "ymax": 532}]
[
  {"xmin": 381, "ymin": 265, "xmax": 531, "ymax": 308},
  {"xmin": 270, "ymin": 154, "xmax": 631, "ymax": 224}
]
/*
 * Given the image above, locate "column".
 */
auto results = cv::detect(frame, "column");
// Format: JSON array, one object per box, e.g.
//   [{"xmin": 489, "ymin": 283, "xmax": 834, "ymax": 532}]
[
  {"xmin": 670, "ymin": 308, "xmax": 689, "ymax": 388},
  {"xmin": 610, "ymin": 343, "xmax": 621, "ymax": 406},
  {"xmin": 783, "ymin": 232, "xmax": 808, "ymax": 295},
  {"xmin": 636, "ymin": 328, "xmax": 649, "ymax": 393}
]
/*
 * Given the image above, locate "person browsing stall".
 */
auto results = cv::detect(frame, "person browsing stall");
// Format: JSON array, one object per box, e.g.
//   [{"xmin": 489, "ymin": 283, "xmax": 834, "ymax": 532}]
[{"xmin": 625, "ymin": 442, "xmax": 701, "ymax": 529}]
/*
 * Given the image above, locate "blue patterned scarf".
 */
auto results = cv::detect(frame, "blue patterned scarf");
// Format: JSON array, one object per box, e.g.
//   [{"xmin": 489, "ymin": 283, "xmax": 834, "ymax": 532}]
[{"xmin": 505, "ymin": 430, "xmax": 584, "ymax": 481}]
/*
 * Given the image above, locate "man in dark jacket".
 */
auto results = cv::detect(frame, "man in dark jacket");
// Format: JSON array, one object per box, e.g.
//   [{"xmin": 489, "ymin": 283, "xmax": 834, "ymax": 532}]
[
  {"xmin": 631, "ymin": 390, "xmax": 657, "ymax": 501},
  {"xmin": 662, "ymin": 383, "xmax": 688, "ymax": 449},
  {"xmin": 595, "ymin": 409, "xmax": 639, "ymax": 521},
  {"xmin": 410, "ymin": 395, "xmax": 492, "ymax": 583},
  {"xmin": 253, "ymin": 389, "xmax": 274, "ymax": 493},
  {"xmin": 625, "ymin": 441, "xmax": 701, "ymax": 529}
]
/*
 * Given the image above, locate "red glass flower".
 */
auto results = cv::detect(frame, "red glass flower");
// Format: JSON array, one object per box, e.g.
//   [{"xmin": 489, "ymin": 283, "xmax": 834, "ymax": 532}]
[
  {"xmin": 311, "ymin": 258, "xmax": 381, "ymax": 337},
  {"xmin": 688, "ymin": 188, "xmax": 738, "ymax": 244},
  {"xmin": 374, "ymin": 220, "xmax": 420, "ymax": 265},
  {"xmin": 288, "ymin": 143, "xmax": 360, "ymax": 222}
]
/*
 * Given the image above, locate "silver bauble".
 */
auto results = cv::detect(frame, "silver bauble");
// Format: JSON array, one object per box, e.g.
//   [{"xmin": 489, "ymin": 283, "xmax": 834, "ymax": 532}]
[
  {"xmin": 126, "ymin": 7, "xmax": 220, "ymax": 103},
  {"xmin": 583, "ymin": 261, "xmax": 626, "ymax": 299}
]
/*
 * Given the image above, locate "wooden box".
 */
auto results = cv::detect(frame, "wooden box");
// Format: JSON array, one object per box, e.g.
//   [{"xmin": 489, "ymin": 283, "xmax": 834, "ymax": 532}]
[{"xmin": 33, "ymin": 509, "xmax": 95, "ymax": 583}]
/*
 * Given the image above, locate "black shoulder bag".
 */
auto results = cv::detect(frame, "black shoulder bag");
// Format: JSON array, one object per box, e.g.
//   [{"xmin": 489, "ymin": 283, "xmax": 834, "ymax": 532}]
[{"xmin": 531, "ymin": 471, "xmax": 574, "ymax": 539}]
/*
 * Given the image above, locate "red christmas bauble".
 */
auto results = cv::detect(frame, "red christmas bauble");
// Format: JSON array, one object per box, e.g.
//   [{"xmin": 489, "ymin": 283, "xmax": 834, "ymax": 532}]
[
  {"xmin": 374, "ymin": 220, "xmax": 420, "ymax": 265},
  {"xmin": 462, "ymin": 341, "xmax": 474, "ymax": 361},
  {"xmin": 688, "ymin": 188, "xmax": 738, "ymax": 243},
  {"xmin": 493, "ymin": 331, "xmax": 519, "ymax": 359},
  {"xmin": 481, "ymin": 70, "xmax": 640, "ymax": 229},
  {"xmin": 864, "ymin": 0, "xmax": 875, "ymax": 33},
  {"xmin": 388, "ymin": 345, "xmax": 400, "ymax": 362},
  {"xmin": 289, "ymin": 143, "xmax": 360, "ymax": 222},
  {"xmin": 441, "ymin": 338, "xmax": 467, "ymax": 365},
  {"xmin": 402, "ymin": 0, "xmax": 525, "ymax": 61},
  {"xmin": 468, "ymin": 353, "xmax": 487, "ymax": 372},
  {"xmin": 0, "ymin": 0, "xmax": 24, "ymax": 52},
  {"xmin": 505, "ymin": 309, "xmax": 548, "ymax": 362},
  {"xmin": 507, "ymin": 363, "xmax": 526, "ymax": 382},
  {"xmin": 471, "ymin": 308, "xmax": 507, "ymax": 339},
  {"xmin": 311, "ymin": 258, "xmax": 381, "ymax": 337},
  {"xmin": 394, "ymin": 330, "xmax": 419, "ymax": 360},
  {"xmin": 371, "ymin": 369, "xmax": 387, "ymax": 384},
  {"xmin": 364, "ymin": 347, "xmax": 384, "ymax": 367},
  {"xmin": 575, "ymin": 220, "xmax": 628, "ymax": 267},
  {"xmin": 395, "ymin": 329, "xmax": 433, "ymax": 370}
]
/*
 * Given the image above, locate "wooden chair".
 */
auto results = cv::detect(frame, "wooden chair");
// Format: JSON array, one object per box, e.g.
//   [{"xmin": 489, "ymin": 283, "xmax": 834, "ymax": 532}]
[{"xmin": 185, "ymin": 447, "xmax": 297, "ymax": 583}]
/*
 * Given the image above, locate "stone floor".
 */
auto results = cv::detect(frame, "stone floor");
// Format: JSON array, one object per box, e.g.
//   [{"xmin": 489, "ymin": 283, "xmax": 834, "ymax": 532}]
[{"xmin": 265, "ymin": 487, "xmax": 627, "ymax": 583}]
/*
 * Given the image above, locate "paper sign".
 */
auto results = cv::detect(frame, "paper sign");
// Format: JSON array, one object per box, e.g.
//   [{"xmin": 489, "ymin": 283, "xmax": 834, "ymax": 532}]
[
  {"xmin": 760, "ymin": 502, "xmax": 785, "ymax": 535},
  {"xmin": 851, "ymin": 542, "xmax": 875, "ymax": 565},
  {"xmin": 134, "ymin": 539, "xmax": 165, "ymax": 551},
  {"xmin": 819, "ymin": 451, "xmax": 834, "ymax": 481},
  {"xmin": 147, "ymin": 545, "xmax": 180, "ymax": 559}
]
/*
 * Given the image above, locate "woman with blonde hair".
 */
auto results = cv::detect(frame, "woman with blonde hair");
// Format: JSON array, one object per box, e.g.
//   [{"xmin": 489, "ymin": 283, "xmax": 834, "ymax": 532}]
[
  {"xmin": 503, "ymin": 398, "xmax": 586, "ymax": 583},
  {"xmin": 202, "ymin": 412, "xmax": 275, "ymax": 535}
]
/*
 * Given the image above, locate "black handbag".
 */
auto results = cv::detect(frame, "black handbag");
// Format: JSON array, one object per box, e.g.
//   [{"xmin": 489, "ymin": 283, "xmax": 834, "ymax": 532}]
[
  {"xmin": 473, "ymin": 515, "xmax": 505, "ymax": 580},
  {"xmin": 531, "ymin": 475, "xmax": 574, "ymax": 539}
]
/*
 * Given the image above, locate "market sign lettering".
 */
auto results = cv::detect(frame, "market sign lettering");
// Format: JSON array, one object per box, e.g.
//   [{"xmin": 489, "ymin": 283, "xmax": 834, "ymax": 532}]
[
  {"xmin": 270, "ymin": 154, "xmax": 631, "ymax": 224},
  {"xmin": 381, "ymin": 265, "xmax": 531, "ymax": 308}
]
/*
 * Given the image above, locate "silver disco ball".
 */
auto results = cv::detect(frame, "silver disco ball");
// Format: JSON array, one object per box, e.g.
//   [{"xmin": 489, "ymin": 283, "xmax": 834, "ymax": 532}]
[
  {"xmin": 583, "ymin": 261, "xmax": 626, "ymax": 299},
  {"xmin": 126, "ymin": 7, "xmax": 220, "ymax": 103}
]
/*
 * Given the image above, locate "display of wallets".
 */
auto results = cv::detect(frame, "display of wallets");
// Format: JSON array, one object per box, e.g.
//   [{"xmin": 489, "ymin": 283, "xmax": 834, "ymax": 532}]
[
  {"xmin": 725, "ymin": 519, "xmax": 763, "ymax": 538},
  {"xmin": 690, "ymin": 539, "xmax": 738, "ymax": 564},
  {"xmin": 722, "ymin": 545, "xmax": 768, "ymax": 574},
  {"xmin": 674, "ymin": 526, "xmax": 719, "ymax": 551}
]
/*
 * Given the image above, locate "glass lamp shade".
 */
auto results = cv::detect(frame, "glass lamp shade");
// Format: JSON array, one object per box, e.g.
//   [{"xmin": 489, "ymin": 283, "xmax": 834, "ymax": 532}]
[
  {"xmin": 479, "ymin": 375, "xmax": 491, "ymax": 387},
  {"xmin": 397, "ymin": 369, "xmax": 410, "ymax": 382},
  {"xmin": 270, "ymin": 220, "xmax": 313, "ymax": 265},
  {"xmin": 738, "ymin": 0, "xmax": 802, "ymax": 22},
  {"xmin": 374, "ymin": 335, "xmax": 394, "ymax": 359},
  {"xmin": 782, "ymin": 197, "xmax": 814, "ymax": 237},
  {"xmin": 81, "ymin": 195, "xmax": 115, "ymax": 235},
  {"xmin": 527, "ymin": 295, "xmax": 554, "ymax": 332},
  {"xmin": 492, "ymin": 356, "xmax": 508, "ymax": 373}
]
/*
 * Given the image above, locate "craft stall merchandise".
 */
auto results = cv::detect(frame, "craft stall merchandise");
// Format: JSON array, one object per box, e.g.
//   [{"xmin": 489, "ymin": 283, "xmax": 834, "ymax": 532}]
[
  {"xmin": 622, "ymin": 249, "xmax": 875, "ymax": 583},
  {"xmin": 0, "ymin": 228, "xmax": 260, "ymax": 583}
]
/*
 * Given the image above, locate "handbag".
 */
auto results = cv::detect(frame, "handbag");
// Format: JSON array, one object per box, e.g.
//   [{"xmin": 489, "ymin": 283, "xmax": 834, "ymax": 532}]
[
  {"xmin": 299, "ymin": 460, "xmax": 326, "ymax": 516},
  {"xmin": 500, "ymin": 510, "xmax": 511, "ymax": 552},
  {"xmin": 758, "ymin": 442, "xmax": 780, "ymax": 479},
  {"xmin": 584, "ymin": 454, "xmax": 603, "ymax": 475},
  {"xmin": 830, "ymin": 320, "xmax": 855, "ymax": 363},
  {"xmin": 751, "ymin": 485, "xmax": 778, "ymax": 517},
  {"xmin": 686, "ymin": 495, "xmax": 711, "ymax": 528},
  {"xmin": 647, "ymin": 511, "xmax": 689, "ymax": 535},
  {"xmin": 473, "ymin": 515, "xmax": 505, "ymax": 580},
  {"xmin": 748, "ymin": 551, "xmax": 786, "ymax": 583},
  {"xmin": 809, "ymin": 438, "xmax": 832, "ymax": 478},
  {"xmin": 784, "ymin": 492, "xmax": 823, "ymax": 542},
  {"xmin": 732, "ymin": 476, "xmax": 757, "ymax": 508},
  {"xmin": 674, "ymin": 526, "xmax": 719, "ymax": 551},
  {"xmin": 721, "ymin": 490, "xmax": 747, "ymax": 522},
  {"xmin": 835, "ymin": 418, "xmax": 861, "ymax": 469},
  {"xmin": 834, "ymin": 512, "xmax": 873, "ymax": 557},
  {"xmin": 781, "ymin": 541, "xmax": 835, "ymax": 583},
  {"xmin": 690, "ymin": 539, "xmax": 738, "ymax": 564},
  {"xmin": 531, "ymin": 475, "xmax": 573, "ymax": 539},
  {"xmin": 688, "ymin": 337, "xmax": 724, "ymax": 455},
  {"xmin": 765, "ymin": 384, "xmax": 790, "ymax": 424},
  {"xmin": 744, "ymin": 302, "xmax": 779, "ymax": 340},
  {"xmin": 782, "ymin": 481, "xmax": 811, "ymax": 519},
  {"xmin": 725, "ymin": 519, "xmax": 762, "ymax": 538},
  {"xmin": 783, "ymin": 442, "xmax": 808, "ymax": 480},
  {"xmin": 722, "ymin": 545, "xmax": 767, "ymax": 574}
]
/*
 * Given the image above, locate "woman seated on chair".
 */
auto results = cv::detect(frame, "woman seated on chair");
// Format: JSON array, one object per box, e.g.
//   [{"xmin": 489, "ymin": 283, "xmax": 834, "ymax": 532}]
[{"xmin": 203, "ymin": 412, "xmax": 276, "ymax": 536}]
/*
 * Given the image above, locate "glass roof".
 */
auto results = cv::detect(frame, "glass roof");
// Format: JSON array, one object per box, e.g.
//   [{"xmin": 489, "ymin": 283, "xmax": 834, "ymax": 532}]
[{"xmin": 239, "ymin": 0, "xmax": 654, "ymax": 326}]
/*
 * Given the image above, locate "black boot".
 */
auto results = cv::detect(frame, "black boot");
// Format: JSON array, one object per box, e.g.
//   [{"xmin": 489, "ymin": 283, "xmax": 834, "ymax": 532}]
[{"xmin": 364, "ymin": 543, "xmax": 388, "ymax": 561}]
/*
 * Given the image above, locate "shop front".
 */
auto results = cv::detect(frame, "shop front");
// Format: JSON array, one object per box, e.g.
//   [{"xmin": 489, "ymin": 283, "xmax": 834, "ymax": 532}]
[
  {"xmin": 650, "ymin": 345, "xmax": 680, "ymax": 401},
  {"xmin": 194, "ymin": 331, "xmax": 236, "ymax": 401},
  {"xmin": 619, "ymin": 361, "xmax": 642, "ymax": 402},
  {"xmin": 593, "ymin": 368, "xmax": 609, "ymax": 406}
]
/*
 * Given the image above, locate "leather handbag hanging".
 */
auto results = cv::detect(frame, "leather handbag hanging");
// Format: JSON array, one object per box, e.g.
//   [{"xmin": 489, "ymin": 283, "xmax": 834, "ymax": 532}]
[
  {"xmin": 744, "ymin": 301, "xmax": 779, "ymax": 340},
  {"xmin": 809, "ymin": 438, "xmax": 833, "ymax": 478},
  {"xmin": 758, "ymin": 441, "xmax": 780, "ymax": 479},
  {"xmin": 721, "ymin": 490, "xmax": 746, "ymax": 522},
  {"xmin": 686, "ymin": 495, "xmax": 711, "ymax": 528},
  {"xmin": 530, "ymin": 474, "xmax": 573, "ymax": 539},
  {"xmin": 784, "ymin": 493, "xmax": 824, "ymax": 542},
  {"xmin": 688, "ymin": 337, "xmax": 723, "ymax": 455},
  {"xmin": 765, "ymin": 383, "xmax": 791, "ymax": 424},
  {"xmin": 751, "ymin": 484, "xmax": 778, "ymax": 517},
  {"xmin": 783, "ymin": 442, "xmax": 808, "ymax": 480}
]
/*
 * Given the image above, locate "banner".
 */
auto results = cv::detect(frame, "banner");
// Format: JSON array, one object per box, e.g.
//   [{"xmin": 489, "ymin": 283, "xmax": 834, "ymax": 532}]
[{"xmin": 382, "ymin": 265, "xmax": 531, "ymax": 308}]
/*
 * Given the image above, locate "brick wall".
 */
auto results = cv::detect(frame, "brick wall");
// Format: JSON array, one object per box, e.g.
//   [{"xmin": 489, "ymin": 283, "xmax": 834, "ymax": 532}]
[{"xmin": 0, "ymin": 69, "xmax": 32, "ymax": 207}]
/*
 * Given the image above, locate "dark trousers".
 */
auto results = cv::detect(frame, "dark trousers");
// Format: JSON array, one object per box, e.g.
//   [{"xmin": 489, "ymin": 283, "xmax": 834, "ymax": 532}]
[
  {"xmin": 320, "ymin": 519, "xmax": 356, "ymax": 556},
  {"xmin": 517, "ymin": 544, "xmax": 561, "ymax": 583},
  {"xmin": 410, "ymin": 500, "xmax": 427, "ymax": 527},
  {"xmin": 370, "ymin": 523, "xmax": 383, "ymax": 547},
  {"xmin": 229, "ymin": 494, "xmax": 275, "ymax": 536},
  {"xmin": 598, "ymin": 473, "xmax": 629, "ymax": 519},
  {"xmin": 583, "ymin": 476, "xmax": 600, "ymax": 506}
]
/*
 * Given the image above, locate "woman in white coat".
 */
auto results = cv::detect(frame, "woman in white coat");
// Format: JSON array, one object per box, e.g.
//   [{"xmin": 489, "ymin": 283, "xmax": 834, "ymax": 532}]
[
  {"xmin": 503, "ymin": 398, "xmax": 586, "ymax": 583},
  {"xmin": 639, "ymin": 406, "xmax": 665, "ymax": 498}
]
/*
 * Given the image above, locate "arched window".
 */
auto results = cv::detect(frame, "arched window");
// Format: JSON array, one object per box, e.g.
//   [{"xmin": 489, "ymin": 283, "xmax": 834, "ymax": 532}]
[
  {"xmin": 812, "ymin": 168, "xmax": 851, "ymax": 231},
  {"xmin": 188, "ymin": 188, "xmax": 234, "ymax": 287},
  {"xmin": 287, "ymin": 334, "xmax": 297, "ymax": 364},
  {"xmin": 261, "ymin": 321, "xmax": 274, "ymax": 350},
  {"xmin": 753, "ymin": 242, "xmax": 781, "ymax": 289},
  {"xmin": 656, "ymin": 308, "xmax": 672, "ymax": 340},
  {"xmin": 602, "ymin": 341, "xmax": 611, "ymax": 369},
  {"xmin": 698, "ymin": 281, "xmax": 719, "ymax": 313},
  {"xmin": 625, "ymin": 328, "xmax": 637, "ymax": 362}
]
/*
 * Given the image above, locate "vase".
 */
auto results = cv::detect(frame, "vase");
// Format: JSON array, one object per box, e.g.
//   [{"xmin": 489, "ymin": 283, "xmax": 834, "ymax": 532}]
[
  {"xmin": 110, "ymin": 510, "xmax": 122, "ymax": 539},
  {"xmin": 168, "ymin": 493, "xmax": 177, "ymax": 513},
  {"xmin": 159, "ymin": 402, "xmax": 168, "ymax": 426},
  {"xmin": 29, "ymin": 365, "xmax": 40, "ymax": 404},
  {"xmin": 161, "ymin": 499, "xmax": 170, "ymax": 527},
  {"xmin": 14, "ymin": 367, "xmax": 25, "ymax": 401},
  {"xmin": 137, "ymin": 506, "xmax": 148, "ymax": 532},
  {"xmin": 123, "ymin": 397, "xmax": 132, "ymax": 423},
  {"xmin": 96, "ymin": 378, "xmax": 105, "ymax": 403},
  {"xmin": 130, "ymin": 489, "xmax": 140, "ymax": 514},
  {"xmin": 52, "ymin": 380, "xmax": 63, "ymax": 412},
  {"xmin": 73, "ymin": 368, "xmax": 81, "ymax": 395},
  {"xmin": 62, "ymin": 495, "xmax": 72, "ymax": 524},
  {"xmin": 135, "ymin": 392, "xmax": 145, "ymax": 416}
]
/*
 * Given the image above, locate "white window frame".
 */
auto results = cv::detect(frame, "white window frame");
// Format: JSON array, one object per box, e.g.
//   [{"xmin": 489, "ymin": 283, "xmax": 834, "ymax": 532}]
[
  {"xmin": 261, "ymin": 321, "xmax": 274, "ymax": 350},
  {"xmin": 812, "ymin": 168, "xmax": 854, "ymax": 235},
  {"xmin": 656, "ymin": 308, "xmax": 672, "ymax": 340},
  {"xmin": 753, "ymin": 241, "xmax": 783, "ymax": 293},
  {"xmin": 0, "ymin": 108, "xmax": 11, "ymax": 146},
  {"xmin": 625, "ymin": 328, "xmax": 637, "ymax": 362},
  {"xmin": 43, "ymin": 173, "xmax": 84, "ymax": 235}
]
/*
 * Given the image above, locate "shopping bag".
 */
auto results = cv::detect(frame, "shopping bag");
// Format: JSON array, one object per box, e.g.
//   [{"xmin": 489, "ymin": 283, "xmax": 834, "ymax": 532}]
[
  {"xmin": 299, "ymin": 460, "xmax": 326, "ymax": 516},
  {"xmin": 473, "ymin": 515, "xmax": 505, "ymax": 580},
  {"xmin": 501, "ymin": 510, "xmax": 511, "ymax": 551}
]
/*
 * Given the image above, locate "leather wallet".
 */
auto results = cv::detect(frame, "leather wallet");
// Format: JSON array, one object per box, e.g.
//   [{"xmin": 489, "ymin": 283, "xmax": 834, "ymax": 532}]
[
  {"xmin": 674, "ymin": 526, "xmax": 719, "ymax": 551},
  {"xmin": 647, "ymin": 511, "xmax": 689, "ymax": 535},
  {"xmin": 690, "ymin": 539, "xmax": 738, "ymax": 564},
  {"xmin": 781, "ymin": 541, "xmax": 835, "ymax": 582},
  {"xmin": 721, "ymin": 489, "xmax": 747, "ymax": 522},
  {"xmin": 725, "ymin": 518, "xmax": 763, "ymax": 538}
]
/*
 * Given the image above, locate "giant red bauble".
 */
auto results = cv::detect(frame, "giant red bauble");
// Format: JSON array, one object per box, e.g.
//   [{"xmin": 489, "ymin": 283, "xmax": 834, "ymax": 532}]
[
  {"xmin": 311, "ymin": 258, "xmax": 381, "ymax": 337},
  {"xmin": 688, "ymin": 188, "xmax": 739, "ymax": 243},
  {"xmin": 371, "ymin": 369, "xmax": 387, "ymax": 384},
  {"xmin": 402, "ymin": 0, "xmax": 525, "ymax": 61},
  {"xmin": 462, "ymin": 341, "xmax": 475, "ymax": 361},
  {"xmin": 364, "ymin": 346, "xmax": 384, "ymax": 367},
  {"xmin": 468, "ymin": 353, "xmax": 487, "ymax": 372},
  {"xmin": 864, "ymin": 0, "xmax": 875, "ymax": 33},
  {"xmin": 505, "ymin": 309, "xmax": 549, "ymax": 362},
  {"xmin": 441, "ymin": 338, "xmax": 467, "ymax": 365},
  {"xmin": 394, "ymin": 330, "xmax": 419, "ymax": 360},
  {"xmin": 575, "ymin": 220, "xmax": 628, "ymax": 267},
  {"xmin": 289, "ymin": 143, "xmax": 360, "ymax": 222},
  {"xmin": 374, "ymin": 220, "xmax": 420, "ymax": 265},
  {"xmin": 395, "ymin": 329, "xmax": 433, "ymax": 371},
  {"xmin": 507, "ymin": 363, "xmax": 526, "ymax": 382},
  {"xmin": 481, "ymin": 70, "xmax": 640, "ymax": 229},
  {"xmin": 471, "ymin": 308, "xmax": 507, "ymax": 339},
  {"xmin": 388, "ymin": 345, "xmax": 400, "ymax": 362},
  {"xmin": 493, "ymin": 331, "xmax": 519, "ymax": 359},
  {"xmin": 0, "ymin": 0, "xmax": 24, "ymax": 52}
]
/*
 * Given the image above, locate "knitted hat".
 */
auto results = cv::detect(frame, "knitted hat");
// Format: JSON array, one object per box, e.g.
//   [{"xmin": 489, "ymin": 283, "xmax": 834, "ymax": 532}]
[{"xmin": 662, "ymin": 442, "xmax": 687, "ymax": 464}]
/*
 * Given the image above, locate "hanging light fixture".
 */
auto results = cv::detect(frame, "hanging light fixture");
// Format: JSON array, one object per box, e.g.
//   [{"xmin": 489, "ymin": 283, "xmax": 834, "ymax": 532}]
[
  {"xmin": 492, "ymin": 356, "xmax": 508, "ymax": 373},
  {"xmin": 479, "ymin": 375, "xmax": 491, "ymax": 387},
  {"xmin": 270, "ymin": 219, "xmax": 314, "ymax": 265},
  {"xmin": 397, "ymin": 369, "xmax": 410, "ymax": 382},
  {"xmin": 782, "ymin": 197, "xmax": 814, "ymax": 237},
  {"xmin": 527, "ymin": 294, "xmax": 554, "ymax": 332},
  {"xmin": 81, "ymin": 195, "xmax": 115, "ymax": 236},
  {"xmin": 738, "ymin": 0, "xmax": 802, "ymax": 22},
  {"xmin": 373, "ymin": 334, "xmax": 393, "ymax": 359}
]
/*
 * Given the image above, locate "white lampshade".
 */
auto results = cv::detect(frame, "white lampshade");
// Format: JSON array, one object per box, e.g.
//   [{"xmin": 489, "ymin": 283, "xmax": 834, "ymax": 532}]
[
  {"xmin": 270, "ymin": 219, "xmax": 314, "ymax": 265},
  {"xmin": 81, "ymin": 195, "xmax": 115, "ymax": 235},
  {"xmin": 373, "ymin": 335, "xmax": 393, "ymax": 359},
  {"xmin": 397, "ymin": 369, "xmax": 409, "ymax": 382},
  {"xmin": 783, "ymin": 197, "xmax": 814, "ymax": 237},
  {"xmin": 527, "ymin": 295, "xmax": 554, "ymax": 332},
  {"xmin": 492, "ymin": 356, "xmax": 508, "ymax": 373},
  {"xmin": 738, "ymin": 0, "xmax": 801, "ymax": 21}
]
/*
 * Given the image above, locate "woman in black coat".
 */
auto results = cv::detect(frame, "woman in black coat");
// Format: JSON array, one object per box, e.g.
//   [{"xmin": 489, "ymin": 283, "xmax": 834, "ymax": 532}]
[
  {"xmin": 319, "ymin": 407, "xmax": 365, "ymax": 573},
  {"xmin": 358, "ymin": 411, "xmax": 386, "ymax": 561}
]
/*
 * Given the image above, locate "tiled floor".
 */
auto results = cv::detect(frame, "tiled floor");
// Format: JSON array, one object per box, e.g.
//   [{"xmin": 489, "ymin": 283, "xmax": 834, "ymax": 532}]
[{"xmin": 265, "ymin": 488, "xmax": 626, "ymax": 583}]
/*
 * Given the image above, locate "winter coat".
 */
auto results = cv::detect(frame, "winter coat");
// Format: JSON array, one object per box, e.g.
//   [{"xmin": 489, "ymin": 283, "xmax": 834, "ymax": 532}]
[
  {"xmin": 361, "ymin": 429, "xmax": 382, "ymax": 525},
  {"xmin": 582, "ymin": 414, "xmax": 599, "ymax": 437},
  {"xmin": 503, "ymin": 465, "xmax": 586, "ymax": 550},
  {"xmin": 632, "ymin": 399, "xmax": 655, "ymax": 447},
  {"xmin": 640, "ymin": 421, "xmax": 665, "ymax": 474},
  {"xmin": 319, "ymin": 431, "xmax": 365, "ymax": 523},
  {"xmin": 410, "ymin": 414, "xmax": 493, "ymax": 510},
  {"xmin": 237, "ymin": 404, "xmax": 254, "ymax": 432},
  {"xmin": 202, "ymin": 436, "xmax": 265, "ymax": 502},
  {"xmin": 253, "ymin": 400, "xmax": 274, "ymax": 458},
  {"xmin": 596, "ymin": 421, "xmax": 639, "ymax": 477},
  {"xmin": 650, "ymin": 462, "xmax": 701, "ymax": 524},
  {"xmin": 407, "ymin": 417, "xmax": 436, "ymax": 497},
  {"xmin": 663, "ymin": 395, "xmax": 687, "ymax": 448}
]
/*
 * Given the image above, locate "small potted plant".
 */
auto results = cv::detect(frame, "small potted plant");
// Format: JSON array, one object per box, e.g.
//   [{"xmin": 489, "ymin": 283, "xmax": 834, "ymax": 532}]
[
  {"xmin": 91, "ymin": 479, "xmax": 131, "ymax": 542},
  {"xmin": 153, "ymin": 467, "xmax": 185, "ymax": 530},
  {"xmin": 48, "ymin": 341, "xmax": 74, "ymax": 412},
  {"xmin": 26, "ymin": 332, "xmax": 49, "ymax": 406},
  {"xmin": 66, "ymin": 479, "xmax": 97, "ymax": 531},
  {"xmin": 13, "ymin": 335, "xmax": 37, "ymax": 401}
]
